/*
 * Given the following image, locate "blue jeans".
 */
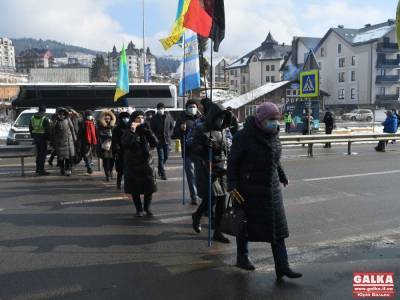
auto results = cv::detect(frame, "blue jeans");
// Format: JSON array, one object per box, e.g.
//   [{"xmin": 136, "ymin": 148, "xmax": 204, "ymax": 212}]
[
  {"xmin": 157, "ymin": 144, "xmax": 170, "ymax": 176},
  {"xmin": 184, "ymin": 155, "xmax": 197, "ymax": 200},
  {"xmin": 236, "ymin": 237, "xmax": 289, "ymax": 268}
]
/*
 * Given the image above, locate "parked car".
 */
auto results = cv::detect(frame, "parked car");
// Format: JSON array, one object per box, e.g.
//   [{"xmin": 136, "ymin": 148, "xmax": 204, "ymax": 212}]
[
  {"xmin": 6, "ymin": 108, "xmax": 55, "ymax": 145},
  {"xmin": 342, "ymin": 109, "xmax": 373, "ymax": 122}
]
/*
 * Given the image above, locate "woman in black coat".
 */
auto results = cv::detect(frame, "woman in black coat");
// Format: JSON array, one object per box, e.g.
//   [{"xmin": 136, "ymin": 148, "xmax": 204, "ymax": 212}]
[
  {"xmin": 227, "ymin": 102, "xmax": 302, "ymax": 280},
  {"xmin": 122, "ymin": 111, "xmax": 158, "ymax": 217},
  {"xmin": 112, "ymin": 112, "xmax": 130, "ymax": 189}
]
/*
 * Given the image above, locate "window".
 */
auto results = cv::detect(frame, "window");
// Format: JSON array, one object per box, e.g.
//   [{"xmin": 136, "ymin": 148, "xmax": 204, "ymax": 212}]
[
  {"xmin": 378, "ymin": 87, "xmax": 385, "ymax": 95},
  {"xmin": 351, "ymin": 71, "xmax": 356, "ymax": 82},
  {"xmin": 242, "ymin": 76, "xmax": 246, "ymax": 83},
  {"xmin": 230, "ymin": 80, "xmax": 234, "ymax": 85},
  {"xmin": 351, "ymin": 56, "xmax": 356, "ymax": 66},
  {"xmin": 253, "ymin": 57, "xmax": 257, "ymax": 62},
  {"xmin": 286, "ymin": 89, "xmax": 292, "ymax": 96},
  {"xmin": 321, "ymin": 47, "xmax": 325, "ymax": 57},
  {"xmin": 266, "ymin": 76, "xmax": 270, "ymax": 82},
  {"xmin": 338, "ymin": 44, "xmax": 342, "ymax": 54},
  {"xmin": 271, "ymin": 76, "xmax": 275, "ymax": 82},
  {"xmin": 338, "ymin": 72, "xmax": 345, "ymax": 83},
  {"xmin": 235, "ymin": 70, "xmax": 238, "ymax": 76},
  {"xmin": 351, "ymin": 88, "xmax": 357, "ymax": 100},
  {"xmin": 245, "ymin": 105, "xmax": 258, "ymax": 117},
  {"xmin": 338, "ymin": 57, "xmax": 345, "ymax": 68},
  {"xmin": 271, "ymin": 65, "xmax": 275, "ymax": 71},
  {"xmin": 338, "ymin": 89, "xmax": 345, "ymax": 100},
  {"xmin": 230, "ymin": 70, "xmax": 234, "ymax": 76},
  {"xmin": 266, "ymin": 65, "xmax": 270, "ymax": 71},
  {"xmin": 397, "ymin": 87, "xmax": 400, "ymax": 96}
]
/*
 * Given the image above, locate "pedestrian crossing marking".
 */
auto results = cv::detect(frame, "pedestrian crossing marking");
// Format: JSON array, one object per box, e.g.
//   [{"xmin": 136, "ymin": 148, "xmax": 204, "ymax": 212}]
[{"xmin": 303, "ymin": 76, "xmax": 315, "ymax": 92}]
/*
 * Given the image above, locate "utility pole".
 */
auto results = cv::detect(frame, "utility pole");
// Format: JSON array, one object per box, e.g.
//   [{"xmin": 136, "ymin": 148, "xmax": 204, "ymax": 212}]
[{"xmin": 142, "ymin": 0, "xmax": 146, "ymax": 82}]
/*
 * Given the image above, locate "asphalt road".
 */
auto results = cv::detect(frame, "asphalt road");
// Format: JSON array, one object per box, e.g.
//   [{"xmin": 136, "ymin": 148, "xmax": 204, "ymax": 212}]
[{"xmin": 0, "ymin": 142, "xmax": 400, "ymax": 300}]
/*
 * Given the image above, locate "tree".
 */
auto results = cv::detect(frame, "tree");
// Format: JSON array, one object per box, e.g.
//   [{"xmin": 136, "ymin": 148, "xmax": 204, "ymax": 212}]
[
  {"xmin": 198, "ymin": 37, "xmax": 210, "ymax": 85},
  {"xmin": 90, "ymin": 55, "xmax": 110, "ymax": 82}
]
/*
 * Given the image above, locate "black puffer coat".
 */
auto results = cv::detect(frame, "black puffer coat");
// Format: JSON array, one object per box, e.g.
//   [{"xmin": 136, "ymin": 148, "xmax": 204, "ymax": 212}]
[
  {"xmin": 172, "ymin": 110, "xmax": 202, "ymax": 158},
  {"xmin": 191, "ymin": 103, "xmax": 230, "ymax": 199},
  {"xmin": 122, "ymin": 123, "xmax": 158, "ymax": 195},
  {"xmin": 227, "ymin": 116, "xmax": 289, "ymax": 243},
  {"xmin": 112, "ymin": 112, "xmax": 130, "ymax": 172}
]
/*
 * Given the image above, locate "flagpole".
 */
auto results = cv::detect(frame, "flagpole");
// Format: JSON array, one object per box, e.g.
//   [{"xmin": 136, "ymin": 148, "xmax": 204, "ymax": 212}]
[
  {"xmin": 182, "ymin": 32, "xmax": 186, "ymax": 206},
  {"xmin": 208, "ymin": 40, "xmax": 214, "ymax": 248},
  {"xmin": 142, "ymin": 0, "xmax": 146, "ymax": 82},
  {"xmin": 210, "ymin": 41, "xmax": 213, "ymax": 101}
]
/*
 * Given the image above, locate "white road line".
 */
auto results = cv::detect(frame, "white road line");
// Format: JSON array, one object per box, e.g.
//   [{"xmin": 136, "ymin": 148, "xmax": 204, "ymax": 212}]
[
  {"xmin": 60, "ymin": 197, "xmax": 128, "ymax": 206},
  {"xmin": 159, "ymin": 215, "xmax": 192, "ymax": 224},
  {"xmin": 303, "ymin": 169, "xmax": 400, "ymax": 182},
  {"xmin": 0, "ymin": 208, "xmax": 4, "ymax": 212}
]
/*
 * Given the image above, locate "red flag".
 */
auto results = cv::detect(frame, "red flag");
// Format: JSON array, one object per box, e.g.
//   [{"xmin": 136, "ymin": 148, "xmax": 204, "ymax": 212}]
[
  {"xmin": 183, "ymin": 0, "xmax": 212, "ymax": 38},
  {"xmin": 203, "ymin": 0, "xmax": 225, "ymax": 52}
]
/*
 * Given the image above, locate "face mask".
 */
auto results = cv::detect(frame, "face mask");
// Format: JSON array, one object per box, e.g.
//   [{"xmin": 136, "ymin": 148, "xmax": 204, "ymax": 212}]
[
  {"xmin": 122, "ymin": 118, "xmax": 129, "ymax": 124},
  {"xmin": 157, "ymin": 109, "xmax": 165, "ymax": 115},
  {"xmin": 139, "ymin": 119, "xmax": 145, "ymax": 125},
  {"xmin": 265, "ymin": 120, "xmax": 279, "ymax": 131},
  {"xmin": 187, "ymin": 107, "xmax": 197, "ymax": 116},
  {"xmin": 86, "ymin": 116, "xmax": 93, "ymax": 121}
]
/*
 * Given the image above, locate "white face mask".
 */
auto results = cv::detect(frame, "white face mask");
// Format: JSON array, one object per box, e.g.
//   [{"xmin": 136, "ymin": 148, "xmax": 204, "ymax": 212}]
[
  {"xmin": 157, "ymin": 109, "xmax": 165, "ymax": 115},
  {"xmin": 122, "ymin": 118, "xmax": 130, "ymax": 124},
  {"xmin": 187, "ymin": 107, "xmax": 198, "ymax": 116},
  {"xmin": 86, "ymin": 115, "xmax": 93, "ymax": 121}
]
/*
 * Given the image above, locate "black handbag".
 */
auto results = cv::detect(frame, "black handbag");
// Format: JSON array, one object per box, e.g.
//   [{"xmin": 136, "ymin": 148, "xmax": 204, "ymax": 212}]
[{"xmin": 220, "ymin": 196, "xmax": 247, "ymax": 237}]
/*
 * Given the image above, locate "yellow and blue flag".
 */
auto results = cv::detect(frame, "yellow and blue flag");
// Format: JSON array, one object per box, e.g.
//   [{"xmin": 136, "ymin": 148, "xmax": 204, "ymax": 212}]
[
  {"xmin": 114, "ymin": 44, "xmax": 129, "ymax": 102},
  {"xmin": 160, "ymin": 0, "xmax": 191, "ymax": 50}
]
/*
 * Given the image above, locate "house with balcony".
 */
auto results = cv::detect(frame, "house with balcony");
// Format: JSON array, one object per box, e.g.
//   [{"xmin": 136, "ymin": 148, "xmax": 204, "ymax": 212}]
[{"xmin": 314, "ymin": 20, "xmax": 400, "ymax": 110}]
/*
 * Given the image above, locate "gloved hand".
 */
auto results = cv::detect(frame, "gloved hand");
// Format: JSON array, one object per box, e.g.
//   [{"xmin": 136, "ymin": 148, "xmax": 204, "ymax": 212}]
[{"xmin": 230, "ymin": 189, "xmax": 245, "ymax": 205}]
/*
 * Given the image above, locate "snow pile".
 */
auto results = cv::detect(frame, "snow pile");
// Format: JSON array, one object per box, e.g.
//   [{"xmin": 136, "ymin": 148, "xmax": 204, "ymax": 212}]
[
  {"xmin": 204, "ymin": 89, "xmax": 239, "ymax": 103},
  {"xmin": 0, "ymin": 123, "xmax": 11, "ymax": 139}
]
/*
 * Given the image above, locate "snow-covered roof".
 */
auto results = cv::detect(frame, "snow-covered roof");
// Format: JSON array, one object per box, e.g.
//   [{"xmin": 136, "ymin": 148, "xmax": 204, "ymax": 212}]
[
  {"xmin": 352, "ymin": 25, "xmax": 393, "ymax": 44},
  {"xmin": 222, "ymin": 81, "xmax": 289, "ymax": 110}
]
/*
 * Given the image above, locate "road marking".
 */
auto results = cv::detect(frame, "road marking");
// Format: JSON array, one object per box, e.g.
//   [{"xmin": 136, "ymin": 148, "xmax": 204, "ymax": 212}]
[
  {"xmin": 303, "ymin": 170, "xmax": 400, "ymax": 182},
  {"xmin": 287, "ymin": 192, "xmax": 357, "ymax": 205},
  {"xmin": 60, "ymin": 196, "xmax": 128, "ymax": 206},
  {"xmin": 0, "ymin": 171, "xmax": 35, "ymax": 175},
  {"xmin": 159, "ymin": 215, "xmax": 192, "ymax": 224},
  {"xmin": 0, "ymin": 208, "xmax": 4, "ymax": 212},
  {"xmin": 0, "ymin": 163, "xmax": 36, "ymax": 168}
]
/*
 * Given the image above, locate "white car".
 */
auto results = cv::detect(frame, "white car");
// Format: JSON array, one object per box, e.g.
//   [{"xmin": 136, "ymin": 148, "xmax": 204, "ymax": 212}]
[
  {"xmin": 6, "ymin": 108, "xmax": 55, "ymax": 145},
  {"xmin": 342, "ymin": 109, "xmax": 373, "ymax": 122}
]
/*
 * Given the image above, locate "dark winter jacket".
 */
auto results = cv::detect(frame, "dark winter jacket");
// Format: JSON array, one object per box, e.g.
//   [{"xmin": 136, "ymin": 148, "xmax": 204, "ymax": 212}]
[
  {"xmin": 172, "ymin": 110, "xmax": 202, "ymax": 158},
  {"xmin": 112, "ymin": 112, "xmax": 130, "ymax": 172},
  {"xmin": 227, "ymin": 116, "xmax": 289, "ymax": 243},
  {"xmin": 191, "ymin": 103, "xmax": 230, "ymax": 199},
  {"xmin": 97, "ymin": 110, "xmax": 116, "ymax": 159},
  {"xmin": 122, "ymin": 123, "xmax": 158, "ymax": 195},
  {"xmin": 382, "ymin": 113, "xmax": 398, "ymax": 133},
  {"xmin": 150, "ymin": 112, "xmax": 174, "ymax": 146},
  {"xmin": 323, "ymin": 112, "xmax": 334, "ymax": 134},
  {"xmin": 53, "ymin": 109, "xmax": 77, "ymax": 160}
]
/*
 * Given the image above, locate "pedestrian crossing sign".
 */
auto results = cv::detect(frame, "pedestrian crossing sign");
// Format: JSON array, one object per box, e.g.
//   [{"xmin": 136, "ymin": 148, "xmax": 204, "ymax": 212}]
[{"xmin": 300, "ymin": 69, "xmax": 319, "ymax": 98}]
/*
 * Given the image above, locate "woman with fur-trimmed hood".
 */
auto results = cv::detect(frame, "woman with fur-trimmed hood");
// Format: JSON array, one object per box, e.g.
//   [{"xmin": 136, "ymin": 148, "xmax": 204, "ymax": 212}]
[{"xmin": 97, "ymin": 110, "xmax": 116, "ymax": 181}]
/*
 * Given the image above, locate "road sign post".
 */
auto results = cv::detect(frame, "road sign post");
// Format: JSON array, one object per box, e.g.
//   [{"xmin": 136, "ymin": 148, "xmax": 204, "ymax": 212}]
[{"xmin": 300, "ymin": 70, "xmax": 319, "ymax": 145}]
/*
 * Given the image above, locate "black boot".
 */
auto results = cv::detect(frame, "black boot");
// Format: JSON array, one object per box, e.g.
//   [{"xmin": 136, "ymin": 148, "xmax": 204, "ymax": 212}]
[
  {"xmin": 192, "ymin": 213, "xmax": 201, "ymax": 233},
  {"xmin": 133, "ymin": 195, "xmax": 144, "ymax": 217},
  {"xmin": 213, "ymin": 231, "xmax": 230, "ymax": 244},
  {"xmin": 236, "ymin": 256, "xmax": 256, "ymax": 271},
  {"xmin": 144, "ymin": 195, "xmax": 153, "ymax": 217},
  {"xmin": 276, "ymin": 267, "xmax": 303, "ymax": 279}
]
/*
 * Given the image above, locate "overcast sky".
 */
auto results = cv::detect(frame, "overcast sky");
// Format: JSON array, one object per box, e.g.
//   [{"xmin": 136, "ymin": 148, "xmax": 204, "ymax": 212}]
[{"xmin": 0, "ymin": 0, "xmax": 396, "ymax": 57}]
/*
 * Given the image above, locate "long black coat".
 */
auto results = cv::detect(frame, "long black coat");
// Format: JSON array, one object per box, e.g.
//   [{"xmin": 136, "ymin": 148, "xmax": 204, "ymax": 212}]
[
  {"xmin": 323, "ymin": 112, "xmax": 334, "ymax": 134},
  {"xmin": 191, "ymin": 103, "xmax": 229, "ymax": 199},
  {"xmin": 150, "ymin": 112, "xmax": 174, "ymax": 146},
  {"xmin": 112, "ymin": 113, "xmax": 130, "ymax": 173},
  {"xmin": 227, "ymin": 116, "xmax": 289, "ymax": 243},
  {"xmin": 172, "ymin": 111, "xmax": 202, "ymax": 158},
  {"xmin": 122, "ymin": 124, "xmax": 158, "ymax": 195}
]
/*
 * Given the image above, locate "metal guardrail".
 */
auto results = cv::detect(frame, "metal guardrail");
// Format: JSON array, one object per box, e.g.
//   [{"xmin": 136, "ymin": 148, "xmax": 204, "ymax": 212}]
[
  {"xmin": 0, "ymin": 145, "xmax": 36, "ymax": 176},
  {"xmin": 280, "ymin": 133, "xmax": 400, "ymax": 157}
]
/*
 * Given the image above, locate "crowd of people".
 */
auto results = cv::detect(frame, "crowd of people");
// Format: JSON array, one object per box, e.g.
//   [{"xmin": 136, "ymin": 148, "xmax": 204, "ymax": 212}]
[{"xmin": 28, "ymin": 99, "xmax": 310, "ymax": 280}]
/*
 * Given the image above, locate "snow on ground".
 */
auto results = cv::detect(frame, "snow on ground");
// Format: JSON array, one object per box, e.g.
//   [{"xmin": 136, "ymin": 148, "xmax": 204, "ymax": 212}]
[
  {"xmin": 0, "ymin": 123, "xmax": 11, "ymax": 139},
  {"xmin": 204, "ymin": 89, "xmax": 239, "ymax": 103}
]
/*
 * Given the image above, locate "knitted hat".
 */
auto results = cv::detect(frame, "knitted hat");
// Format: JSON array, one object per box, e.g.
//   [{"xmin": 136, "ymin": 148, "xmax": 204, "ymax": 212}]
[
  {"xmin": 256, "ymin": 102, "xmax": 281, "ymax": 122},
  {"xmin": 156, "ymin": 103, "xmax": 165, "ymax": 109},
  {"xmin": 130, "ymin": 110, "xmax": 145, "ymax": 122}
]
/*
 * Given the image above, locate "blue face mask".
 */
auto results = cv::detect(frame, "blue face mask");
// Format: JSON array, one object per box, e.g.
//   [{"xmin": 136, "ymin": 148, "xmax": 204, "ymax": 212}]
[{"xmin": 265, "ymin": 120, "xmax": 279, "ymax": 131}]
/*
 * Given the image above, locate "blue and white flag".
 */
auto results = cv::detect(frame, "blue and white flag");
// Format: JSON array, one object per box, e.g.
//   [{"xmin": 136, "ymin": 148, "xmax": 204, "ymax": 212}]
[{"xmin": 179, "ymin": 29, "xmax": 201, "ymax": 96}]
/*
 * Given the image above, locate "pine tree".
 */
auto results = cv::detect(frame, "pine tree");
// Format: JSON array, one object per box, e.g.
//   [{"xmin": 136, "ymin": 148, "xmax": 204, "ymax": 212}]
[
  {"xmin": 198, "ymin": 37, "xmax": 210, "ymax": 85},
  {"xmin": 90, "ymin": 55, "xmax": 110, "ymax": 82}
]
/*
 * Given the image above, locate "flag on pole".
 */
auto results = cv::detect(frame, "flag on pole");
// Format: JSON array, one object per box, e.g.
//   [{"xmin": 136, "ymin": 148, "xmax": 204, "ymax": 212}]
[
  {"xmin": 179, "ymin": 30, "xmax": 201, "ymax": 96},
  {"xmin": 160, "ymin": 0, "xmax": 191, "ymax": 50},
  {"xmin": 397, "ymin": 0, "xmax": 400, "ymax": 48},
  {"xmin": 114, "ymin": 45, "xmax": 130, "ymax": 102},
  {"xmin": 183, "ymin": 0, "xmax": 225, "ymax": 52}
]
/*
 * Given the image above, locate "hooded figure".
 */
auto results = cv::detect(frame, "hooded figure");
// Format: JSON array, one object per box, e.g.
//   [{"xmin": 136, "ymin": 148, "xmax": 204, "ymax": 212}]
[
  {"xmin": 227, "ymin": 102, "xmax": 302, "ymax": 279},
  {"xmin": 112, "ymin": 111, "xmax": 131, "ymax": 189},
  {"xmin": 191, "ymin": 102, "xmax": 231, "ymax": 243},
  {"xmin": 79, "ymin": 110, "xmax": 97, "ymax": 174},
  {"xmin": 122, "ymin": 111, "xmax": 158, "ymax": 217},
  {"xmin": 53, "ymin": 107, "xmax": 77, "ymax": 176},
  {"xmin": 97, "ymin": 110, "xmax": 117, "ymax": 181}
]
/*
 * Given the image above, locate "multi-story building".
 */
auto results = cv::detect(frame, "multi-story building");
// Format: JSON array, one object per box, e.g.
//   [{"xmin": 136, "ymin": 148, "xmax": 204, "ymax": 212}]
[
  {"xmin": 314, "ymin": 20, "xmax": 399, "ymax": 110},
  {"xmin": 16, "ymin": 48, "xmax": 54, "ymax": 74},
  {"xmin": 108, "ymin": 41, "xmax": 157, "ymax": 81},
  {"xmin": 0, "ymin": 38, "xmax": 16, "ymax": 71},
  {"xmin": 226, "ymin": 33, "xmax": 291, "ymax": 94}
]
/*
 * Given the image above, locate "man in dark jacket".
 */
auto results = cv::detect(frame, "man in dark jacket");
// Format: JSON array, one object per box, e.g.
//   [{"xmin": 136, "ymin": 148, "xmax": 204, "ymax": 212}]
[
  {"xmin": 173, "ymin": 100, "xmax": 202, "ymax": 205},
  {"xmin": 227, "ymin": 102, "xmax": 302, "ymax": 279},
  {"xmin": 191, "ymin": 102, "xmax": 231, "ymax": 244},
  {"xmin": 323, "ymin": 110, "xmax": 334, "ymax": 148},
  {"xmin": 112, "ymin": 111, "xmax": 130, "ymax": 189},
  {"xmin": 150, "ymin": 103, "xmax": 174, "ymax": 180},
  {"xmin": 29, "ymin": 105, "xmax": 52, "ymax": 176}
]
